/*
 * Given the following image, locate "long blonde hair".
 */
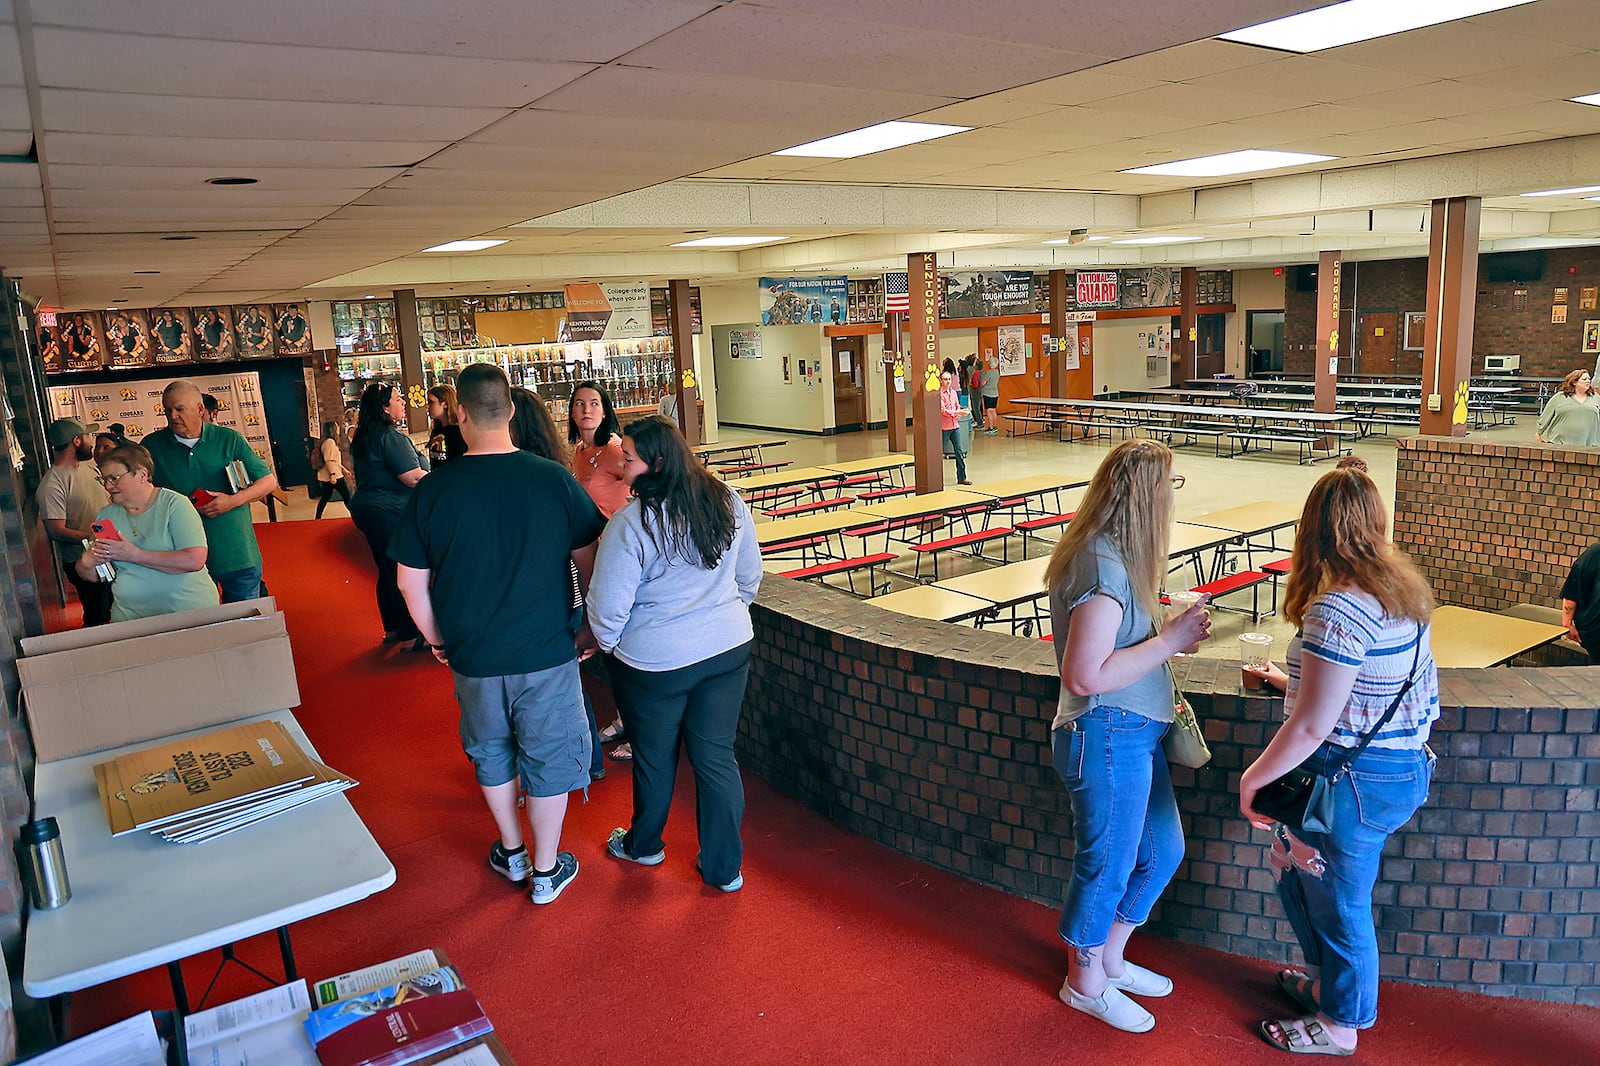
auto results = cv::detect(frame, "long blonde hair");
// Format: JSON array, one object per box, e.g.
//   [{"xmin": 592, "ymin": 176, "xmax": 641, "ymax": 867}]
[
  {"xmin": 1044, "ymin": 439, "xmax": 1173, "ymax": 622},
  {"xmin": 1283, "ymin": 467, "xmax": 1433, "ymax": 628}
]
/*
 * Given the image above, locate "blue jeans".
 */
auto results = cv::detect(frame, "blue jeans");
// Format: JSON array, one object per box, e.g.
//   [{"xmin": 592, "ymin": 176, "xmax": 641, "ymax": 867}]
[
  {"xmin": 212, "ymin": 564, "xmax": 264, "ymax": 604},
  {"xmin": 1275, "ymin": 742, "xmax": 1434, "ymax": 1029},
  {"xmin": 1053, "ymin": 707, "xmax": 1185, "ymax": 948},
  {"xmin": 941, "ymin": 427, "xmax": 967, "ymax": 481}
]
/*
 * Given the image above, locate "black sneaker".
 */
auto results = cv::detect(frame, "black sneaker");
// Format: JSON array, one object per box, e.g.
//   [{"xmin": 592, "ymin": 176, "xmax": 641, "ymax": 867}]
[
  {"xmin": 488, "ymin": 842, "xmax": 531, "ymax": 883},
  {"xmin": 530, "ymin": 852, "xmax": 579, "ymax": 904}
]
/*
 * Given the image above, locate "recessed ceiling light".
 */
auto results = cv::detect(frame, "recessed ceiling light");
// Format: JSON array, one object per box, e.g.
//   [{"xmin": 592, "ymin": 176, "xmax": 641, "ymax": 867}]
[
  {"xmin": 1042, "ymin": 236, "xmax": 1111, "ymax": 244},
  {"xmin": 1218, "ymin": 0, "xmax": 1535, "ymax": 53},
  {"xmin": 1520, "ymin": 185, "xmax": 1600, "ymax": 197},
  {"xmin": 509, "ymin": 289, "xmax": 519, "ymax": 294},
  {"xmin": 1124, "ymin": 150, "xmax": 1335, "ymax": 177},
  {"xmin": 423, "ymin": 239, "xmax": 508, "ymax": 252},
  {"xmin": 363, "ymin": 294, "xmax": 377, "ymax": 299},
  {"xmin": 205, "ymin": 176, "xmax": 258, "ymax": 186},
  {"xmin": 1114, "ymin": 235, "xmax": 1206, "ymax": 246},
  {"xmin": 772, "ymin": 121, "xmax": 971, "ymax": 159},
  {"xmin": 1572, "ymin": 92, "xmax": 1600, "ymax": 107},
  {"xmin": 161, "ymin": 235, "xmax": 198, "ymax": 241},
  {"xmin": 671, "ymin": 236, "xmax": 790, "ymax": 247}
]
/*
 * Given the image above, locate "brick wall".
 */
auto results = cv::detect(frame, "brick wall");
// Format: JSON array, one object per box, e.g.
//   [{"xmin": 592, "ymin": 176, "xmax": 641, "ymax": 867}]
[
  {"xmin": 741, "ymin": 577, "xmax": 1600, "ymax": 1005},
  {"xmin": 1394, "ymin": 435, "xmax": 1600, "ymax": 612},
  {"xmin": 1284, "ymin": 248, "xmax": 1600, "ymax": 380}
]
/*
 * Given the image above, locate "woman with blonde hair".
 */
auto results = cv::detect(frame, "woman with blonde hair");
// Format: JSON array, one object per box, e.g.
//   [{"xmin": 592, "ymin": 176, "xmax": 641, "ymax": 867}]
[
  {"xmin": 1240, "ymin": 466, "xmax": 1438, "ymax": 1057},
  {"xmin": 1043, "ymin": 439, "xmax": 1211, "ymax": 1034}
]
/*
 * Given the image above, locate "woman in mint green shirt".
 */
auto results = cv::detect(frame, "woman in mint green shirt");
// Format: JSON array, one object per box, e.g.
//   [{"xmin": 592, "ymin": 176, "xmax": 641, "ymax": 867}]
[{"xmin": 78, "ymin": 444, "xmax": 220, "ymax": 622}]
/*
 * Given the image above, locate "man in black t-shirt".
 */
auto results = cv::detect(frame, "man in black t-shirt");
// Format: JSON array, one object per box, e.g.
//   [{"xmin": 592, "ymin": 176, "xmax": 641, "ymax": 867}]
[
  {"xmin": 1561, "ymin": 540, "xmax": 1600, "ymax": 663},
  {"xmin": 391, "ymin": 363, "xmax": 605, "ymax": 906}
]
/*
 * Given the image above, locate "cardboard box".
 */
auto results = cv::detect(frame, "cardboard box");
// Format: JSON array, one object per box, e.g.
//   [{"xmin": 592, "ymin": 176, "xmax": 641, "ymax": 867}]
[{"xmin": 20, "ymin": 598, "xmax": 300, "ymax": 763}]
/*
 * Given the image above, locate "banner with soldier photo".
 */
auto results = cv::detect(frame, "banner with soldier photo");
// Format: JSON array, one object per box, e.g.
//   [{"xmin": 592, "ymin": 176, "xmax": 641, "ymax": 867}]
[
  {"xmin": 942, "ymin": 270, "xmax": 1036, "ymax": 319},
  {"xmin": 47, "ymin": 370, "xmax": 276, "ymax": 475},
  {"xmin": 759, "ymin": 276, "xmax": 848, "ymax": 326}
]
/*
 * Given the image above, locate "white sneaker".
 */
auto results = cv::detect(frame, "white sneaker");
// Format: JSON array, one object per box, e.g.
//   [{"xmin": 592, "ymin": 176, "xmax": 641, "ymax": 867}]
[
  {"xmin": 1059, "ymin": 979, "xmax": 1155, "ymax": 1033},
  {"xmin": 1108, "ymin": 961, "xmax": 1173, "ymax": 998}
]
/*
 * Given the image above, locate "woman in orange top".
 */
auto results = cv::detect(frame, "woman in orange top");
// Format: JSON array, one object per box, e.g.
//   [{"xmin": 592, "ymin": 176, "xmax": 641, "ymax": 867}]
[{"xmin": 567, "ymin": 381, "xmax": 631, "ymax": 519}]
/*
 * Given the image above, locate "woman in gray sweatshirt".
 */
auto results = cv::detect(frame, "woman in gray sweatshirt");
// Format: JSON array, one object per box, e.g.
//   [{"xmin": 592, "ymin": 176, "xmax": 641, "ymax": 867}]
[{"xmin": 586, "ymin": 416, "xmax": 763, "ymax": 891}]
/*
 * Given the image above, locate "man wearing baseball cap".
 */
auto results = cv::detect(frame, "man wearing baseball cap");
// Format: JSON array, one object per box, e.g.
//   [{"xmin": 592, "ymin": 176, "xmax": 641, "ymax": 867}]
[{"xmin": 37, "ymin": 417, "xmax": 113, "ymax": 625}]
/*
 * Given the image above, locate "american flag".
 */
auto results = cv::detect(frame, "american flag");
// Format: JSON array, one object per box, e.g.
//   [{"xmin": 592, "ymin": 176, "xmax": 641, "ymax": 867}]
[{"xmin": 883, "ymin": 271, "xmax": 909, "ymax": 313}]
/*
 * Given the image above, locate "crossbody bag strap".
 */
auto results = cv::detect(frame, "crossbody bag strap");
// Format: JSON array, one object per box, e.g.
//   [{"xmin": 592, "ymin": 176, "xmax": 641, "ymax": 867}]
[{"xmin": 1329, "ymin": 621, "xmax": 1424, "ymax": 780}]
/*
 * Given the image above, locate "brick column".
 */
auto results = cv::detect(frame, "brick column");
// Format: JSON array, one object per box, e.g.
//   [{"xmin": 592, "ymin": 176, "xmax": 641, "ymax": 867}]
[
  {"xmin": 908, "ymin": 253, "xmax": 943, "ymax": 493},
  {"xmin": 1420, "ymin": 197, "xmax": 1482, "ymax": 437}
]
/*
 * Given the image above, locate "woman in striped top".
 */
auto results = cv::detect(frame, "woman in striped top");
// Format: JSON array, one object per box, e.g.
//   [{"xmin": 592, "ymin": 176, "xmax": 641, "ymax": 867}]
[{"xmin": 1240, "ymin": 466, "xmax": 1438, "ymax": 1057}]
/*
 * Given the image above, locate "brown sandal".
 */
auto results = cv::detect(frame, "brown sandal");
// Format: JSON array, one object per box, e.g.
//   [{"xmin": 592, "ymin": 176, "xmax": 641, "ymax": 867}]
[{"xmin": 1259, "ymin": 1017, "xmax": 1354, "ymax": 1056}]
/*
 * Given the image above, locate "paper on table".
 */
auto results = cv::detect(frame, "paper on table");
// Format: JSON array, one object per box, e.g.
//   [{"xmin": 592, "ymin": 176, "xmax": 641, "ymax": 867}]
[
  {"xmin": 25, "ymin": 1011, "xmax": 166, "ymax": 1066},
  {"xmin": 184, "ymin": 979, "xmax": 318, "ymax": 1066},
  {"xmin": 430, "ymin": 1046, "xmax": 501, "ymax": 1066},
  {"xmin": 313, "ymin": 949, "xmax": 441, "ymax": 1006}
]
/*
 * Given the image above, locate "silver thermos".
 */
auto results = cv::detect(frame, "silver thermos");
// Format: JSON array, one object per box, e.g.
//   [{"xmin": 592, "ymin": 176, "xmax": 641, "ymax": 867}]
[{"xmin": 20, "ymin": 817, "xmax": 71, "ymax": 910}]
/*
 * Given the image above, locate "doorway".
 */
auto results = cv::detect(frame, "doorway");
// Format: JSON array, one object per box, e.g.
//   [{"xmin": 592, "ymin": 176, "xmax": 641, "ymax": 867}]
[
  {"xmin": 1246, "ymin": 310, "xmax": 1285, "ymax": 377},
  {"xmin": 1358, "ymin": 311, "xmax": 1398, "ymax": 376},
  {"xmin": 831, "ymin": 337, "xmax": 866, "ymax": 432}
]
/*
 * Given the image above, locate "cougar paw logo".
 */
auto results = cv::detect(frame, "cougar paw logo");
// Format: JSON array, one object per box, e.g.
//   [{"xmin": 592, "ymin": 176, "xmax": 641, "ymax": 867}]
[
  {"xmin": 407, "ymin": 383, "xmax": 427, "ymax": 408},
  {"xmin": 90, "ymin": 408, "xmax": 109, "ymax": 422},
  {"xmin": 119, "ymin": 388, "xmax": 137, "ymax": 401},
  {"xmin": 125, "ymin": 424, "xmax": 142, "ymax": 437},
  {"xmin": 1453, "ymin": 381, "xmax": 1470, "ymax": 425},
  {"xmin": 1327, "ymin": 329, "xmax": 1339, "ymax": 354},
  {"xmin": 681, "ymin": 367, "xmax": 696, "ymax": 390},
  {"xmin": 924, "ymin": 366, "xmax": 940, "ymax": 392}
]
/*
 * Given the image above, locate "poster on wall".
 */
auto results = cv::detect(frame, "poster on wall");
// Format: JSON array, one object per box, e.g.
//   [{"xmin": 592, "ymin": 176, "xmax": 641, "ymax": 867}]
[
  {"xmin": 1403, "ymin": 311, "xmax": 1426, "ymax": 352},
  {"xmin": 104, "ymin": 309, "xmax": 153, "ymax": 368},
  {"xmin": 234, "ymin": 305, "xmax": 277, "ymax": 358},
  {"xmin": 59, "ymin": 312, "xmax": 106, "ymax": 371},
  {"xmin": 943, "ymin": 271, "xmax": 1035, "ymax": 318},
  {"xmin": 728, "ymin": 327, "xmax": 763, "ymax": 360},
  {"xmin": 563, "ymin": 281, "xmax": 651, "ymax": 341},
  {"xmin": 36, "ymin": 314, "xmax": 63, "ymax": 374},
  {"xmin": 1118, "ymin": 267, "xmax": 1176, "ymax": 309},
  {"xmin": 759, "ymin": 276, "xmax": 848, "ymax": 325},
  {"xmin": 48, "ymin": 371, "xmax": 277, "ymax": 474},
  {"xmin": 997, "ymin": 325, "xmax": 1026, "ymax": 376},
  {"xmin": 149, "ymin": 308, "xmax": 193, "ymax": 363},
  {"xmin": 1075, "ymin": 271, "xmax": 1119, "ymax": 308},
  {"xmin": 1583, "ymin": 320, "xmax": 1600, "ymax": 355},
  {"xmin": 1061, "ymin": 322, "xmax": 1080, "ymax": 371},
  {"xmin": 274, "ymin": 303, "xmax": 312, "ymax": 355},
  {"xmin": 192, "ymin": 307, "xmax": 237, "ymax": 361}
]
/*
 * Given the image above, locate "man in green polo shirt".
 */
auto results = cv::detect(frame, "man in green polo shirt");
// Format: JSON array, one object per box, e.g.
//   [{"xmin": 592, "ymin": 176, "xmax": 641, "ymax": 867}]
[{"xmin": 144, "ymin": 380, "xmax": 278, "ymax": 602}]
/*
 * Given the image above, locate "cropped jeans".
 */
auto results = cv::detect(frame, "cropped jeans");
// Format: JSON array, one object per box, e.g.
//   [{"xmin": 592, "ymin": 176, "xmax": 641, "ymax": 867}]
[
  {"xmin": 1275, "ymin": 741, "xmax": 1434, "ymax": 1030},
  {"xmin": 1052, "ymin": 707, "xmax": 1185, "ymax": 948}
]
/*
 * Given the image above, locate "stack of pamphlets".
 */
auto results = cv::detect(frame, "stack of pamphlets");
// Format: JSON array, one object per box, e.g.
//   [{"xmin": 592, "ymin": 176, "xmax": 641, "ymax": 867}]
[
  {"xmin": 304, "ymin": 949, "xmax": 494, "ymax": 1066},
  {"xmin": 224, "ymin": 459, "xmax": 254, "ymax": 492},
  {"xmin": 93, "ymin": 720, "xmax": 356, "ymax": 844}
]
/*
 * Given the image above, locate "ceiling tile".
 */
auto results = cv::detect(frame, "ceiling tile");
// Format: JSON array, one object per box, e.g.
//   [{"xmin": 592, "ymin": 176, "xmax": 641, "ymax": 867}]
[
  {"xmin": 1092, "ymin": 83, "xmax": 1300, "ymax": 122},
  {"xmin": 1323, "ymin": 22, "xmax": 1583, "ymax": 80},
  {"xmin": 44, "ymin": 133, "xmax": 447, "ymax": 169},
  {"xmin": 1339, "ymin": 81, "xmax": 1549, "ymax": 121},
  {"xmin": 47, "ymin": 163, "xmax": 399, "ymax": 190}
]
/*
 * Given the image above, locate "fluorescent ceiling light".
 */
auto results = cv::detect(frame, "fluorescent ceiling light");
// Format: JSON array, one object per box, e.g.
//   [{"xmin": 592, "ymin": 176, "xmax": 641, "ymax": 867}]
[
  {"xmin": 423, "ymin": 239, "xmax": 507, "ymax": 252},
  {"xmin": 1114, "ymin": 236, "xmax": 1205, "ymax": 246},
  {"xmin": 1124, "ymin": 149, "xmax": 1335, "ymax": 177},
  {"xmin": 1586, "ymin": 196, "xmax": 1600, "ymax": 202},
  {"xmin": 1042, "ymin": 236, "xmax": 1110, "ymax": 244},
  {"xmin": 1520, "ymin": 185, "xmax": 1600, "ymax": 197},
  {"xmin": 1218, "ymin": 0, "xmax": 1535, "ymax": 53},
  {"xmin": 1572, "ymin": 92, "xmax": 1600, "ymax": 107},
  {"xmin": 671, "ymin": 236, "xmax": 790, "ymax": 248},
  {"xmin": 772, "ymin": 121, "xmax": 970, "ymax": 159}
]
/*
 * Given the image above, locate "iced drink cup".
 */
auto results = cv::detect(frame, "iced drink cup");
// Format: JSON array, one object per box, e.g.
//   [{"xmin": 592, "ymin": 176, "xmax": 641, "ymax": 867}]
[{"xmin": 1239, "ymin": 632, "xmax": 1273, "ymax": 691}]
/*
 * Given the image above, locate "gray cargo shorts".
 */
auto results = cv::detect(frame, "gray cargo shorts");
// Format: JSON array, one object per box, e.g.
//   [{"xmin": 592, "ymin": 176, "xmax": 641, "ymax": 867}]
[{"xmin": 453, "ymin": 660, "xmax": 591, "ymax": 798}]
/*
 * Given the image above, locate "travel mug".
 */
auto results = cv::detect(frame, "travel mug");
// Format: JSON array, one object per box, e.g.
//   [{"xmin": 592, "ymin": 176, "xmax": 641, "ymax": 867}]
[{"xmin": 20, "ymin": 817, "xmax": 71, "ymax": 910}]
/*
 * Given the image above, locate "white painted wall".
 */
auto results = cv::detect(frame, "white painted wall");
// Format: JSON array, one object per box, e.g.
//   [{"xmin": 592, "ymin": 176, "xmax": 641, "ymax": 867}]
[
  {"xmin": 1093, "ymin": 319, "xmax": 1170, "ymax": 395},
  {"xmin": 1226, "ymin": 268, "xmax": 1286, "ymax": 378},
  {"xmin": 712, "ymin": 322, "xmax": 832, "ymax": 432}
]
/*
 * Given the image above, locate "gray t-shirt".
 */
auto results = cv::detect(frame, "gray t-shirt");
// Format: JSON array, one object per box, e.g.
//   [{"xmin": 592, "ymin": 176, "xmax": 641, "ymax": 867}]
[
  {"xmin": 980, "ymin": 367, "xmax": 1000, "ymax": 397},
  {"xmin": 37, "ymin": 462, "xmax": 110, "ymax": 562},
  {"xmin": 1048, "ymin": 535, "xmax": 1174, "ymax": 729}
]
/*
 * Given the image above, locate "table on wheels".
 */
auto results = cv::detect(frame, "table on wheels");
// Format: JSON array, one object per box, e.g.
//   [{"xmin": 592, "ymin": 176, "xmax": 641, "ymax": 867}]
[{"xmin": 24, "ymin": 711, "xmax": 396, "ymax": 1014}]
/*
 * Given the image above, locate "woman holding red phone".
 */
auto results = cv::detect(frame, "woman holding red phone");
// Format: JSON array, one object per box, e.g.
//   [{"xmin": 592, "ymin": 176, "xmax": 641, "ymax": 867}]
[{"xmin": 79, "ymin": 444, "xmax": 219, "ymax": 621}]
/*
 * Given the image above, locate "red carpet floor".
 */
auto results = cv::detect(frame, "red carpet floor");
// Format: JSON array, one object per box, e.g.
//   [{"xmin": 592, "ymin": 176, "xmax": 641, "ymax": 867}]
[{"xmin": 66, "ymin": 518, "xmax": 1600, "ymax": 1064}]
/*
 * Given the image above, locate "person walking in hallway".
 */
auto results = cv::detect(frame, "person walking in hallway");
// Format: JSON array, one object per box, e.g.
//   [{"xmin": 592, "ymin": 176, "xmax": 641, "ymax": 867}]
[
  {"xmin": 350, "ymin": 382, "xmax": 429, "ymax": 644},
  {"xmin": 393, "ymin": 364, "xmax": 605, "ymax": 905},
  {"xmin": 313, "ymin": 421, "xmax": 353, "ymax": 519},
  {"xmin": 940, "ymin": 368, "xmax": 971, "ymax": 485}
]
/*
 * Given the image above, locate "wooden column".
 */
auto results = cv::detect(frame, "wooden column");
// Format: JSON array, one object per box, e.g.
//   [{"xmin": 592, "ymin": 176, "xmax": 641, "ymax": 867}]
[
  {"xmin": 393, "ymin": 288, "xmax": 428, "ymax": 433},
  {"xmin": 1313, "ymin": 251, "xmax": 1342, "ymax": 416},
  {"xmin": 908, "ymin": 253, "xmax": 943, "ymax": 494},
  {"xmin": 1174, "ymin": 266, "xmax": 1197, "ymax": 388},
  {"xmin": 667, "ymin": 278, "xmax": 699, "ymax": 444},
  {"xmin": 1420, "ymin": 197, "xmax": 1481, "ymax": 438},
  {"xmin": 884, "ymin": 312, "xmax": 907, "ymax": 452},
  {"xmin": 1047, "ymin": 269, "xmax": 1069, "ymax": 397}
]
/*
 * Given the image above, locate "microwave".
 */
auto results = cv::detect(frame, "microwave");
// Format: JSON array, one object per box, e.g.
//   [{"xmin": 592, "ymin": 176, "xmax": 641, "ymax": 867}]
[{"xmin": 1483, "ymin": 354, "xmax": 1520, "ymax": 372}]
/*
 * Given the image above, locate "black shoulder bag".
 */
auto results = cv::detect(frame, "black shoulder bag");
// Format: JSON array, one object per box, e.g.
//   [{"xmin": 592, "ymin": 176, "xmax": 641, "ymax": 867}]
[{"xmin": 1252, "ymin": 623, "xmax": 1423, "ymax": 836}]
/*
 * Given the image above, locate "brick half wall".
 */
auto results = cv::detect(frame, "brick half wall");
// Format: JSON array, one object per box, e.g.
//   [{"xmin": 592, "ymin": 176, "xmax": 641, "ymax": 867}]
[{"xmin": 741, "ymin": 578, "xmax": 1600, "ymax": 1005}]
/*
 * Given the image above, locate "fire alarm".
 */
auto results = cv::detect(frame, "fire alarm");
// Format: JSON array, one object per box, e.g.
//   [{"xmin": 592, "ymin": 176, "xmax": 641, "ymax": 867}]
[
  {"xmin": 1273, "ymin": 267, "xmax": 1283, "ymax": 276},
  {"xmin": 1570, "ymin": 266, "xmax": 1580, "ymax": 275}
]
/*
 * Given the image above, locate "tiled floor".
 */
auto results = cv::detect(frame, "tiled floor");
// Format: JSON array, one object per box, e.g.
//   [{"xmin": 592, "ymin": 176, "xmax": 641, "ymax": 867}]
[{"xmin": 257, "ymin": 408, "xmax": 1538, "ymax": 668}]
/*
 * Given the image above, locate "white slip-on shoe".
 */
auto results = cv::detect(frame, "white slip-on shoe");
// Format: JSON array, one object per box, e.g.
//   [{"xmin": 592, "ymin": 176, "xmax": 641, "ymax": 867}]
[
  {"xmin": 1059, "ymin": 979, "xmax": 1155, "ymax": 1033},
  {"xmin": 1108, "ymin": 961, "xmax": 1174, "ymax": 998}
]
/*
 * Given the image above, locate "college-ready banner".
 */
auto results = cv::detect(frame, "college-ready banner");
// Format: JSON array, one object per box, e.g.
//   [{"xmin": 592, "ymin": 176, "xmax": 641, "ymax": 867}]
[
  {"xmin": 562, "ymin": 281, "xmax": 651, "ymax": 341},
  {"xmin": 943, "ymin": 270, "xmax": 1036, "ymax": 319},
  {"xmin": 759, "ymin": 276, "xmax": 848, "ymax": 325},
  {"xmin": 48, "ymin": 371, "xmax": 277, "ymax": 474}
]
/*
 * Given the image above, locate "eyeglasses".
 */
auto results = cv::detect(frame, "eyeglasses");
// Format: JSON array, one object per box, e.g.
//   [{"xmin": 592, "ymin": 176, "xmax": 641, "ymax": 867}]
[
  {"xmin": 97, "ymin": 471, "xmax": 133, "ymax": 486},
  {"xmin": 1170, "ymin": 475, "xmax": 1186, "ymax": 490}
]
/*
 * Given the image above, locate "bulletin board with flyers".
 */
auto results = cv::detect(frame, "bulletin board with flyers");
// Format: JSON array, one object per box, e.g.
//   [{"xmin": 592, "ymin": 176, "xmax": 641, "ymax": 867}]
[{"xmin": 46, "ymin": 371, "xmax": 278, "ymax": 476}]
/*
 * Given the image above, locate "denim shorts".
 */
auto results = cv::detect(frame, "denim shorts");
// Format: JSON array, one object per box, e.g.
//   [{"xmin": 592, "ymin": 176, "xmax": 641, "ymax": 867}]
[{"xmin": 454, "ymin": 660, "xmax": 590, "ymax": 797}]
